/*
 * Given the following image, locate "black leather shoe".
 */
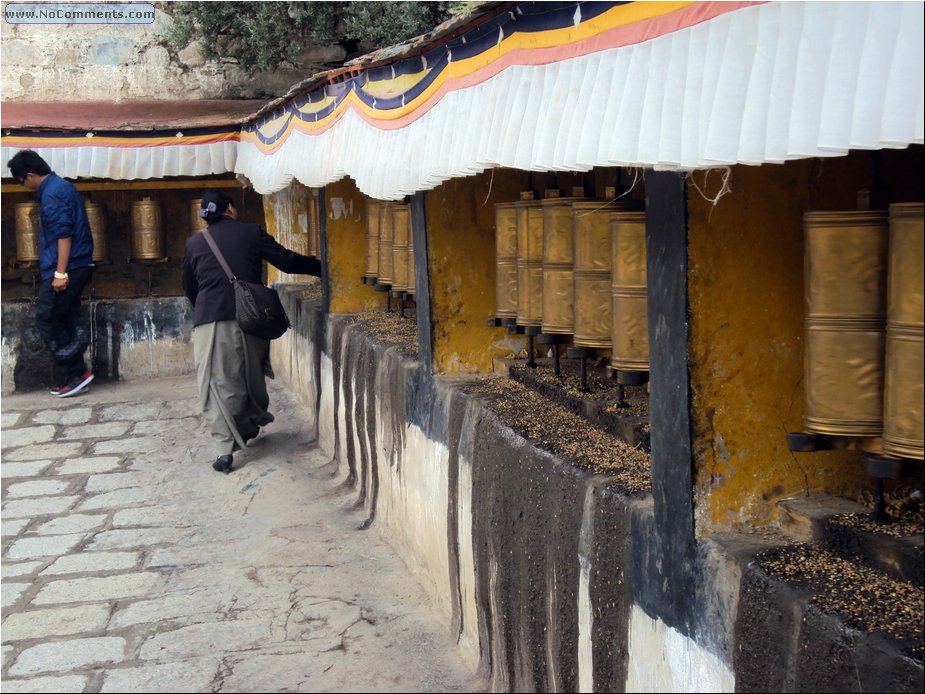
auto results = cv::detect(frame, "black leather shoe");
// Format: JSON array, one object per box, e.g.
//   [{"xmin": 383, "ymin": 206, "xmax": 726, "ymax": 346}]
[{"xmin": 212, "ymin": 455, "xmax": 233, "ymax": 474}]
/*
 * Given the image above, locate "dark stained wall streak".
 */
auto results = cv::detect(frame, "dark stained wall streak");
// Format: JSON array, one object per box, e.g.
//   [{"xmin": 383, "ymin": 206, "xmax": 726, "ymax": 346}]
[
  {"xmin": 587, "ymin": 482, "xmax": 635, "ymax": 691},
  {"xmin": 467, "ymin": 408, "xmax": 613, "ymax": 691},
  {"xmin": 328, "ymin": 317, "xmax": 354, "ymax": 486},
  {"xmin": 443, "ymin": 381, "xmax": 472, "ymax": 644}
]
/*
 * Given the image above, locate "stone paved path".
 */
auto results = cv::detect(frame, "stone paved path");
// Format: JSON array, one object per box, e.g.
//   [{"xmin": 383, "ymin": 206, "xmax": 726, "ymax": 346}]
[{"xmin": 1, "ymin": 376, "xmax": 484, "ymax": 693}]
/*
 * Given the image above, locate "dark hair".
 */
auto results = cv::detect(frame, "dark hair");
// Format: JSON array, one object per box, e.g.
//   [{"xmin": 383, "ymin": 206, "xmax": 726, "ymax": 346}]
[
  {"xmin": 7, "ymin": 150, "xmax": 52, "ymax": 181},
  {"xmin": 199, "ymin": 190, "xmax": 234, "ymax": 225}
]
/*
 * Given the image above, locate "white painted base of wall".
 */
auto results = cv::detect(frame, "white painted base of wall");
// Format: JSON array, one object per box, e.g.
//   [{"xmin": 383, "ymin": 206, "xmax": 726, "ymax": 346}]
[
  {"xmin": 625, "ymin": 605, "xmax": 734, "ymax": 693},
  {"xmin": 318, "ymin": 353, "xmax": 336, "ymax": 461}
]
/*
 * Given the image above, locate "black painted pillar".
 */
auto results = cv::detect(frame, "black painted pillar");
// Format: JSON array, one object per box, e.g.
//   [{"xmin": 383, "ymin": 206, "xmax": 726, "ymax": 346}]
[
  {"xmin": 645, "ymin": 170, "xmax": 696, "ymax": 585},
  {"xmin": 318, "ymin": 188, "xmax": 329, "ymax": 319},
  {"xmin": 410, "ymin": 191, "xmax": 434, "ymax": 374}
]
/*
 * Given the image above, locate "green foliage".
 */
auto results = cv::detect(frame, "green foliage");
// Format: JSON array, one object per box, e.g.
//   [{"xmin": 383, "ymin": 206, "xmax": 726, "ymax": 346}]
[
  {"xmin": 340, "ymin": 2, "xmax": 452, "ymax": 49},
  {"xmin": 165, "ymin": 1, "xmax": 458, "ymax": 75}
]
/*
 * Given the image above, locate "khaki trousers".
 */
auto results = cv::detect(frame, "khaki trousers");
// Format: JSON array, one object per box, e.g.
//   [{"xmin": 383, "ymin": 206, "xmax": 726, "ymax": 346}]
[{"xmin": 193, "ymin": 320, "xmax": 275, "ymax": 458}]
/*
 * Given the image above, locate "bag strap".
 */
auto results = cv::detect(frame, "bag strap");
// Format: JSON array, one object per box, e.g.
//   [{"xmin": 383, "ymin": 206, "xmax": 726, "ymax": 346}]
[{"xmin": 201, "ymin": 228, "xmax": 236, "ymax": 283}]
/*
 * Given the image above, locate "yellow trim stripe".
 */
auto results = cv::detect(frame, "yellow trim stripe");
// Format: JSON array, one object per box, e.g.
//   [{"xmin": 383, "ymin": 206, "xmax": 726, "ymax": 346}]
[
  {"xmin": 245, "ymin": 0, "xmax": 699, "ymax": 149},
  {"xmin": 363, "ymin": 68, "xmax": 434, "ymax": 98},
  {"xmin": 351, "ymin": 1, "xmax": 693, "ymax": 121},
  {"xmin": 2, "ymin": 132, "xmax": 239, "ymax": 148}
]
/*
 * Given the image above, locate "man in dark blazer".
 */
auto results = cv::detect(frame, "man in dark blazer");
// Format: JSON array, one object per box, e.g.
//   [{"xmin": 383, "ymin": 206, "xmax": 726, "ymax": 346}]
[{"xmin": 182, "ymin": 190, "xmax": 320, "ymax": 473}]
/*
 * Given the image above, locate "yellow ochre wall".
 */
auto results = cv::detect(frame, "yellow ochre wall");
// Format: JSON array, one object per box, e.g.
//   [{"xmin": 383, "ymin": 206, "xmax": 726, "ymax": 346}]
[
  {"xmin": 425, "ymin": 169, "xmax": 533, "ymax": 374},
  {"xmin": 325, "ymin": 178, "xmax": 382, "ymax": 315},
  {"xmin": 688, "ymin": 147, "xmax": 924, "ymax": 531}
]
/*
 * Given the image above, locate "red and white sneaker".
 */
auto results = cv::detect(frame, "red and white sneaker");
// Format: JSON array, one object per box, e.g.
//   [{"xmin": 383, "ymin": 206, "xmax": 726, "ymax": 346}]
[{"xmin": 54, "ymin": 371, "xmax": 94, "ymax": 398}]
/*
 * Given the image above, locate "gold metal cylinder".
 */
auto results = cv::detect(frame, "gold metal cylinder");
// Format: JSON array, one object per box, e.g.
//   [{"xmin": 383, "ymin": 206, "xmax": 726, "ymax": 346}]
[
  {"xmin": 131, "ymin": 197, "xmax": 165, "ymax": 260},
  {"xmin": 85, "ymin": 200, "xmax": 109, "ymax": 263},
  {"xmin": 516, "ymin": 201, "xmax": 544, "ymax": 327},
  {"xmin": 804, "ymin": 210, "xmax": 888, "ymax": 436},
  {"xmin": 541, "ymin": 198, "xmax": 583, "ymax": 334},
  {"xmin": 377, "ymin": 202, "xmax": 395, "ymax": 286},
  {"xmin": 391, "ymin": 203, "xmax": 411, "ymax": 293},
  {"xmin": 190, "ymin": 198, "xmax": 208, "ymax": 234},
  {"xmin": 14, "ymin": 202, "xmax": 40, "ymax": 263},
  {"xmin": 883, "ymin": 203, "xmax": 923, "ymax": 458},
  {"xmin": 573, "ymin": 202, "xmax": 626, "ymax": 348},
  {"xmin": 610, "ymin": 210, "xmax": 648, "ymax": 372},
  {"xmin": 365, "ymin": 199, "xmax": 382, "ymax": 280},
  {"xmin": 494, "ymin": 202, "xmax": 519, "ymax": 319},
  {"xmin": 405, "ymin": 235, "xmax": 415, "ymax": 296}
]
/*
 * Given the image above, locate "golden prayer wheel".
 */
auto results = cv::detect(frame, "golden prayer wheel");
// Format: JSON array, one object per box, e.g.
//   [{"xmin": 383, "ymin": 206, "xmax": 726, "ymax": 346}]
[
  {"xmin": 190, "ymin": 198, "xmax": 208, "ymax": 234},
  {"xmin": 803, "ymin": 210, "xmax": 888, "ymax": 436},
  {"xmin": 541, "ymin": 198, "xmax": 584, "ymax": 334},
  {"xmin": 573, "ymin": 201, "xmax": 628, "ymax": 348},
  {"xmin": 883, "ymin": 203, "xmax": 924, "ymax": 459},
  {"xmin": 391, "ymin": 203, "xmax": 411, "ymax": 293},
  {"xmin": 377, "ymin": 202, "xmax": 395, "ymax": 286},
  {"xmin": 516, "ymin": 201, "xmax": 545, "ymax": 328},
  {"xmin": 494, "ymin": 202, "xmax": 519, "ymax": 320},
  {"xmin": 365, "ymin": 199, "xmax": 382, "ymax": 281},
  {"xmin": 84, "ymin": 200, "xmax": 109, "ymax": 263},
  {"xmin": 407, "ymin": 231, "xmax": 416, "ymax": 298},
  {"xmin": 14, "ymin": 202, "xmax": 40, "ymax": 263},
  {"xmin": 130, "ymin": 197, "xmax": 165, "ymax": 260},
  {"xmin": 610, "ymin": 211, "xmax": 649, "ymax": 372}
]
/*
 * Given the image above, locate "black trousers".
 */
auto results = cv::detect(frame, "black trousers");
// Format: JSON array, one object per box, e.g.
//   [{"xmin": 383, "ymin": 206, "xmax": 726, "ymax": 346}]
[{"xmin": 35, "ymin": 265, "xmax": 94, "ymax": 385}]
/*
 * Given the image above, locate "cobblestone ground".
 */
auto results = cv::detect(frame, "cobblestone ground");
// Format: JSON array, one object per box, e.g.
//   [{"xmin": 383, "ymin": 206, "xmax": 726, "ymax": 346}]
[{"xmin": 1, "ymin": 376, "xmax": 484, "ymax": 693}]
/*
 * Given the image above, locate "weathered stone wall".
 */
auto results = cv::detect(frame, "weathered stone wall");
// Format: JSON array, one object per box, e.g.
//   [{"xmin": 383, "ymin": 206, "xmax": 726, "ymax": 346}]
[
  {"xmin": 0, "ymin": 295, "xmax": 193, "ymax": 394},
  {"xmin": 0, "ymin": 1, "xmax": 340, "ymax": 101},
  {"xmin": 268, "ymin": 287, "xmax": 324, "ymax": 443}
]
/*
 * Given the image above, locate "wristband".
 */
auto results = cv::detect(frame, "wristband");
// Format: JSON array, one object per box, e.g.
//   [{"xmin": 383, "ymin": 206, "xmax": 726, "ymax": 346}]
[{"xmin": 54, "ymin": 271, "xmax": 68, "ymax": 280}]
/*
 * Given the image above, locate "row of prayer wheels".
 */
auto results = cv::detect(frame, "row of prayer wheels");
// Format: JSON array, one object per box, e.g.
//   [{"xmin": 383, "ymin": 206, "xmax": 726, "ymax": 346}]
[
  {"xmin": 803, "ymin": 203, "xmax": 923, "ymax": 460},
  {"xmin": 13, "ymin": 197, "xmax": 228, "ymax": 265},
  {"xmin": 284, "ymin": 187, "xmax": 322, "ymax": 259},
  {"xmin": 363, "ymin": 199, "xmax": 416, "ymax": 297},
  {"xmin": 494, "ymin": 196, "xmax": 649, "ymax": 376}
]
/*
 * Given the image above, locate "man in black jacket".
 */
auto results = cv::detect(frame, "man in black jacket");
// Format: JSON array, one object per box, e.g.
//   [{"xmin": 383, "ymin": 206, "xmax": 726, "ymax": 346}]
[{"xmin": 182, "ymin": 190, "xmax": 320, "ymax": 474}]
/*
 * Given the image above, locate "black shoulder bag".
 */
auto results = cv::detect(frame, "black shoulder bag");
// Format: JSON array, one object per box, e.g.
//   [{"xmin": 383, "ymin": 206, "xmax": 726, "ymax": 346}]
[{"xmin": 201, "ymin": 228, "xmax": 291, "ymax": 340}]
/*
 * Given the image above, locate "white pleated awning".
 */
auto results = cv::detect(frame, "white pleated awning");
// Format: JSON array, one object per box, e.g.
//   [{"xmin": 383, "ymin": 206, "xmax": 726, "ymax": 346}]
[
  {"xmin": 234, "ymin": 0, "xmax": 924, "ymax": 200},
  {"xmin": 0, "ymin": 141, "xmax": 238, "ymax": 180},
  {"xmin": 1, "ymin": 100, "xmax": 264, "ymax": 181},
  {"xmin": 3, "ymin": 3, "xmax": 921, "ymax": 197}
]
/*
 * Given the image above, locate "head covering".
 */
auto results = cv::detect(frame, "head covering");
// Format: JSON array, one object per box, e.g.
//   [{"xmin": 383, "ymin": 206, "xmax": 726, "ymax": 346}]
[{"xmin": 199, "ymin": 190, "xmax": 233, "ymax": 224}]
